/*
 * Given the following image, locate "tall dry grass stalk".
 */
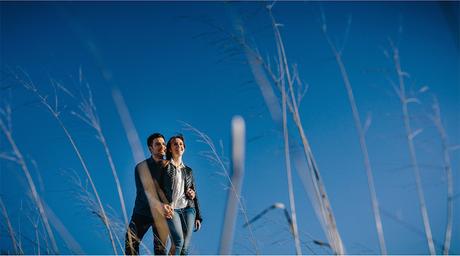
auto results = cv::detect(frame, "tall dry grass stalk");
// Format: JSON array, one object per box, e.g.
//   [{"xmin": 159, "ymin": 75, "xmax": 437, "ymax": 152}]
[
  {"xmin": 320, "ymin": 12, "xmax": 387, "ymax": 254},
  {"xmin": 136, "ymin": 161, "xmax": 170, "ymax": 252},
  {"xmin": 42, "ymin": 199, "xmax": 84, "ymax": 254},
  {"xmin": 0, "ymin": 195, "xmax": 23, "ymax": 254},
  {"xmin": 237, "ymin": 6, "xmax": 346, "ymax": 254},
  {"xmin": 182, "ymin": 121, "xmax": 259, "ymax": 254},
  {"xmin": 25, "ymin": 211, "xmax": 41, "ymax": 255},
  {"xmin": 112, "ymin": 87, "xmax": 145, "ymax": 163},
  {"xmin": 234, "ymin": 7, "xmax": 347, "ymax": 253},
  {"xmin": 0, "ymin": 103, "xmax": 59, "ymax": 254},
  {"xmin": 227, "ymin": 8, "xmax": 346, "ymax": 253},
  {"xmin": 244, "ymin": 203, "xmax": 295, "ymax": 237},
  {"xmin": 107, "ymin": 201, "xmax": 154, "ymax": 255},
  {"xmin": 219, "ymin": 116, "xmax": 248, "ymax": 254},
  {"xmin": 71, "ymin": 70, "xmax": 128, "ymax": 226},
  {"xmin": 66, "ymin": 18, "xmax": 145, "ymax": 164},
  {"xmin": 244, "ymin": 202, "xmax": 333, "ymax": 254},
  {"xmin": 68, "ymin": 169, "xmax": 123, "ymax": 253},
  {"xmin": 430, "ymin": 97, "xmax": 454, "ymax": 255},
  {"xmin": 111, "ymin": 87, "xmax": 171, "ymax": 254},
  {"xmin": 110, "ymin": 87, "xmax": 146, "ymax": 255},
  {"xmin": 389, "ymin": 43, "xmax": 435, "ymax": 255},
  {"xmin": 14, "ymin": 71, "xmax": 118, "ymax": 254},
  {"xmin": 229, "ymin": 6, "xmax": 308, "ymax": 253},
  {"xmin": 281, "ymin": 78, "xmax": 302, "ymax": 255},
  {"xmin": 86, "ymin": 60, "xmax": 162, "ymax": 252}
]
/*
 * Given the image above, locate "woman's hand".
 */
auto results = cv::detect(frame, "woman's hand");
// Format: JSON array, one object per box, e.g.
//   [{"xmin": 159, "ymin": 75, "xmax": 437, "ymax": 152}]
[
  {"xmin": 194, "ymin": 220, "xmax": 201, "ymax": 232},
  {"xmin": 186, "ymin": 188, "xmax": 195, "ymax": 200}
]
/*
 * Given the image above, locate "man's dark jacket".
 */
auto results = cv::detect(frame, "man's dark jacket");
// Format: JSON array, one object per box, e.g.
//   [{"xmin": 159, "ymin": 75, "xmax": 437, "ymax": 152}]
[{"xmin": 132, "ymin": 157, "xmax": 164, "ymax": 217}]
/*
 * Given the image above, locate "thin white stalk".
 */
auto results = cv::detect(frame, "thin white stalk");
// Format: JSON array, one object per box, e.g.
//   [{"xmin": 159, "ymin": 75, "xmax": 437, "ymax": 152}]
[
  {"xmin": 34, "ymin": 227, "xmax": 40, "ymax": 255},
  {"xmin": 98, "ymin": 132, "xmax": 128, "ymax": 224},
  {"xmin": 42, "ymin": 199, "xmax": 84, "ymax": 254},
  {"xmin": 431, "ymin": 97, "xmax": 453, "ymax": 255},
  {"xmin": 220, "ymin": 116, "xmax": 246, "ymax": 254},
  {"xmin": 281, "ymin": 75, "xmax": 302, "ymax": 255},
  {"xmin": 236, "ymin": 8, "xmax": 344, "ymax": 253},
  {"xmin": 25, "ymin": 213, "xmax": 41, "ymax": 255},
  {"xmin": 203, "ymin": 8, "xmax": 343, "ymax": 253},
  {"xmin": 0, "ymin": 118, "xmax": 59, "ymax": 254},
  {"xmin": 321, "ymin": 16, "xmax": 387, "ymax": 254},
  {"xmin": 268, "ymin": 8, "xmax": 345, "ymax": 254},
  {"xmin": 31, "ymin": 217, "xmax": 40, "ymax": 255},
  {"xmin": 112, "ymin": 88, "xmax": 145, "ymax": 163},
  {"xmin": 272, "ymin": 19, "xmax": 302, "ymax": 253},
  {"xmin": 0, "ymin": 196, "xmax": 22, "ymax": 254},
  {"xmin": 18, "ymin": 75, "xmax": 118, "ymax": 254},
  {"xmin": 36, "ymin": 225, "xmax": 40, "ymax": 255},
  {"xmin": 110, "ymin": 87, "xmax": 145, "ymax": 255},
  {"xmin": 17, "ymin": 204, "xmax": 22, "ymax": 253},
  {"xmin": 391, "ymin": 44, "xmax": 435, "ymax": 255},
  {"xmin": 73, "ymin": 78, "xmax": 128, "ymax": 226},
  {"xmin": 111, "ymin": 87, "xmax": 172, "ymax": 254},
  {"xmin": 51, "ymin": 116, "xmax": 117, "ymax": 254},
  {"xmin": 40, "ymin": 217, "xmax": 51, "ymax": 254},
  {"xmin": 111, "ymin": 223, "xmax": 124, "ymax": 254},
  {"xmin": 136, "ymin": 162, "xmax": 170, "ymax": 252},
  {"xmin": 244, "ymin": 202, "xmax": 309, "ymax": 250},
  {"xmin": 183, "ymin": 121, "xmax": 259, "ymax": 254},
  {"xmin": 244, "ymin": 45, "xmax": 283, "ymax": 123}
]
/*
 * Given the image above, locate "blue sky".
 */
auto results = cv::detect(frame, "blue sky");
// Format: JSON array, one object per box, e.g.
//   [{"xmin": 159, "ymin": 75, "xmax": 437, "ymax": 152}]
[{"xmin": 1, "ymin": 1, "xmax": 459, "ymax": 255}]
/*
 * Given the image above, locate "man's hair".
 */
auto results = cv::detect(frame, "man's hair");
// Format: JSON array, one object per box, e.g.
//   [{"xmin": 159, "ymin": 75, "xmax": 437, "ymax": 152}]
[
  {"xmin": 166, "ymin": 134, "xmax": 186, "ymax": 160},
  {"xmin": 147, "ymin": 133, "xmax": 165, "ymax": 148}
]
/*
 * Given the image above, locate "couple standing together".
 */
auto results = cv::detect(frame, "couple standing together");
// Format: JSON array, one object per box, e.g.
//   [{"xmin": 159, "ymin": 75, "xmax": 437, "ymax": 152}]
[{"xmin": 125, "ymin": 133, "xmax": 202, "ymax": 255}]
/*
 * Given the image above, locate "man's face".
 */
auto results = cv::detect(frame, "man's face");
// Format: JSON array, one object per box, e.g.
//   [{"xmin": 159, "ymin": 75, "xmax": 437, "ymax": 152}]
[{"xmin": 149, "ymin": 137, "xmax": 166, "ymax": 159}]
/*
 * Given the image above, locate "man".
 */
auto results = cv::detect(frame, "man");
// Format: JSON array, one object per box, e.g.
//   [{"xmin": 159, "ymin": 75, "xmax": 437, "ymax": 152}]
[{"xmin": 125, "ymin": 133, "xmax": 173, "ymax": 255}]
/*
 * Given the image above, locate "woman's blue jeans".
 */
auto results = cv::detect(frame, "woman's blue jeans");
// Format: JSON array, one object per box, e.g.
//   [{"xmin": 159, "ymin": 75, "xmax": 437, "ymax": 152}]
[{"xmin": 167, "ymin": 207, "xmax": 196, "ymax": 255}]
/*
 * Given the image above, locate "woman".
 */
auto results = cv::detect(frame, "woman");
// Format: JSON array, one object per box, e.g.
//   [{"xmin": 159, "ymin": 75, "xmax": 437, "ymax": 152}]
[{"xmin": 161, "ymin": 135, "xmax": 202, "ymax": 255}]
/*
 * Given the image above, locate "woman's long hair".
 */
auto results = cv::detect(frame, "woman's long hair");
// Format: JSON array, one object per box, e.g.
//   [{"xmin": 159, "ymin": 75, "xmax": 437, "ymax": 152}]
[{"xmin": 166, "ymin": 134, "xmax": 186, "ymax": 160}]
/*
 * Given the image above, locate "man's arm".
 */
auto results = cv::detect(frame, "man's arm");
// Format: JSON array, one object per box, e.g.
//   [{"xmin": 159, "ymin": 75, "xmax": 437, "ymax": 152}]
[
  {"xmin": 137, "ymin": 162, "xmax": 171, "ymax": 217},
  {"xmin": 137, "ymin": 161, "xmax": 172, "ymax": 245}
]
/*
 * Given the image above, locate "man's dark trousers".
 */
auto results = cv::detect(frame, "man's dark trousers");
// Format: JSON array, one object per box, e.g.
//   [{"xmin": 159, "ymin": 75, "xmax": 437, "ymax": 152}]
[{"xmin": 125, "ymin": 213, "xmax": 166, "ymax": 255}]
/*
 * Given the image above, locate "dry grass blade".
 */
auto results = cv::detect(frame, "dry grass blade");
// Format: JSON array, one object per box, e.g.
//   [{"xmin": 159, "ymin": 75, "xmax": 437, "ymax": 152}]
[
  {"xmin": 219, "ymin": 116, "xmax": 252, "ymax": 254},
  {"xmin": 71, "ymin": 73, "xmax": 129, "ymax": 226},
  {"xmin": 14, "ymin": 70, "xmax": 118, "ymax": 254},
  {"xmin": 389, "ymin": 42, "xmax": 435, "ymax": 255},
  {"xmin": 181, "ymin": 120, "xmax": 259, "ymax": 254},
  {"xmin": 112, "ymin": 88, "xmax": 145, "ymax": 163},
  {"xmin": 277, "ymin": 30, "xmax": 302, "ymax": 254},
  {"xmin": 430, "ymin": 97, "xmax": 454, "ymax": 255},
  {"xmin": 110, "ymin": 87, "xmax": 146, "ymax": 253},
  {"xmin": 267, "ymin": 8, "xmax": 344, "ymax": 254},
  {"xmin": 0, "ymin": 195, "xmax": 23, "ymax": 254},
  {"xmin": 25, "ymin": 211, "xmax": 41, "ymax": 255},
  {"xmin": 244, "ymin": 203, "xmax": 293, "ymax": 235},
  {"xmin": 42, "ymin": 199, "xmax": 85, "ymax": 254},
  {"xmin": 70, "ymin": 172, "xmax": 124, "ymax": 253},
  {"xmin": 195, "ymin": 7, "xmax": 340, "ymax": 253},
  {"xmin": 320, "ymin": 11, "xmax": 387, "ymax": 254},
  {"xmin": 136, "ymin": 161, "xmax": 170, "ymax": 252},
  {"xmin": 0, "ymin": 102, "xmax": 59, "ymax": 254},
  {"xmin": 229, "ymin": 7, "xmax": 303, "ymax": 254},
  {"xmin": 231, "ymin": 6, "xmax": 345, "ymax": 253}
]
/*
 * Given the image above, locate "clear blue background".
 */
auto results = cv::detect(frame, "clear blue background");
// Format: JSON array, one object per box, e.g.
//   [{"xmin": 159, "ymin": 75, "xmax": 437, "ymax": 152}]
[{"xmin": 1, "ymin": 1, "xmax": 459, "ymax": 254}]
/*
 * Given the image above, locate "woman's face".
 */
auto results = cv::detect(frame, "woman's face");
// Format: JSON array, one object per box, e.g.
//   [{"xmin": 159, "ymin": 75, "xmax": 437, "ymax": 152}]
[{"xmin": 170, "ymin": 137, "xmax": 185, "ymax": 158}]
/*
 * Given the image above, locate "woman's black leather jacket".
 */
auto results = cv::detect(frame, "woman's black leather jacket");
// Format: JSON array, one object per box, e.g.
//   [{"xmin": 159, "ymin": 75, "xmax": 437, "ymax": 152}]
[{"xmin": 159, "ymin": 162, "xmax": 203, "ymax": 222}]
